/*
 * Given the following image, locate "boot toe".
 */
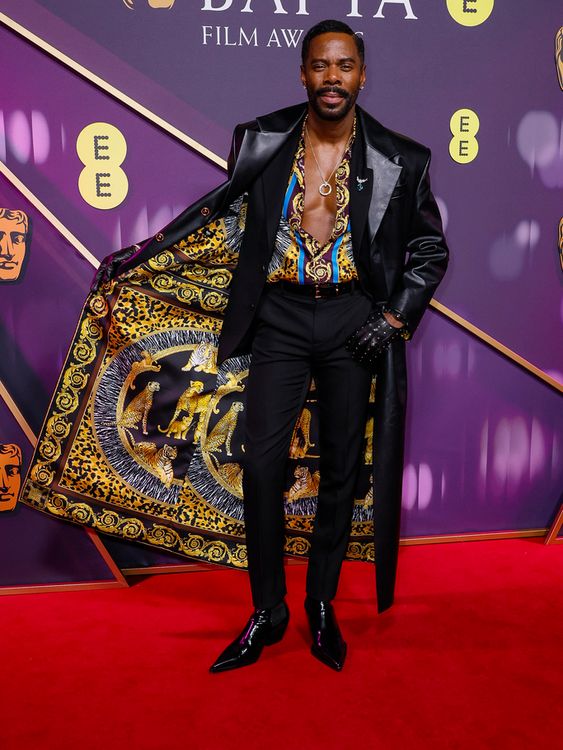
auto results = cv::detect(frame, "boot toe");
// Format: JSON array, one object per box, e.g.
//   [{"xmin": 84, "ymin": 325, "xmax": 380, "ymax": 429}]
[
  {"xmin": 209, "ymin": 643, "xmax": 257, "ymax": 673},
  {"xmin": 304, "ymin": 597, "xmax": 347, "ymax": 672},
  {"xmin": 209, "ymin": 602, "xmax": 289, "ymax": 673},
  {"xmin": 311, "ymin": 639, "xmax": 347, "ymax": 671}
]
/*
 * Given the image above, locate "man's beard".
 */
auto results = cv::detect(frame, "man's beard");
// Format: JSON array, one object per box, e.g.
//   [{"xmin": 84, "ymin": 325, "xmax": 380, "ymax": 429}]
[{"xmin": 307, "ymin": 85, "xmax": 359, "ymax": 121}]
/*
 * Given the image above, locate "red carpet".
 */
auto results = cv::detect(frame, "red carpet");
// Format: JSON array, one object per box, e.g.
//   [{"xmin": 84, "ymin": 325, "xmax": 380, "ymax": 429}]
[{"xmin": 1, "ymin": 539, "xmax": 561, "ymax": 749}]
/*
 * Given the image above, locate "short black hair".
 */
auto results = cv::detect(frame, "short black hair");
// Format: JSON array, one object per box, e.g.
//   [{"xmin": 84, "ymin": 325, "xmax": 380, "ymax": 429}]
[{"xmin": 301, "ymin": 19, "xmax": 365, "ymax": 65}]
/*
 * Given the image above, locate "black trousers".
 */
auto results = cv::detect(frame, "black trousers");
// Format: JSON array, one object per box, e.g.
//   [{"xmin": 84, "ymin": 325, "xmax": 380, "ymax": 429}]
[{"xmin": 242, "ymin": 283, "xmax": 373, "ymax": 609}]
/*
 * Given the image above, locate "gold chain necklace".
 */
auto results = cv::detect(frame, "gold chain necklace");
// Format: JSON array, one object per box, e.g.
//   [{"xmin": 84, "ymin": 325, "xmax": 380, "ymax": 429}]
[{"xmin": 304, "ymin": 115, "xmax": 356, "ymax": 197}]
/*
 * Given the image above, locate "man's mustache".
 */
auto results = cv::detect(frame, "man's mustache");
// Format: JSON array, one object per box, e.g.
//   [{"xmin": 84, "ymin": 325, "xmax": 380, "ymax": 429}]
[{"xmin": 314, "ymin": 86, "xmax": 350, "ymax": 100}]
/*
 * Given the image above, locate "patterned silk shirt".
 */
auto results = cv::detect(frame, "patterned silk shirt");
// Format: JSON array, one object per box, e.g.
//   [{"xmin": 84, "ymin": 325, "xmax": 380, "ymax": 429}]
[{"xmin": 266, "ymin": 119, "xmax": 358, "ymax": 285}]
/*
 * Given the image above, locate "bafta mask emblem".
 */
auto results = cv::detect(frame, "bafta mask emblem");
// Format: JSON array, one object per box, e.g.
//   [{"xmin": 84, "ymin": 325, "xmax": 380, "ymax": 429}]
[
  {"xmin": 0, "ymin": 444, "xmax": 22, "ymax": 512},
  {"xmin": 556, "ymin": 27, "xmax": 563, "ymax": 91},
  {"xmin": 0, "ymin": 209, "xmax": 29, "ymax": 282}
]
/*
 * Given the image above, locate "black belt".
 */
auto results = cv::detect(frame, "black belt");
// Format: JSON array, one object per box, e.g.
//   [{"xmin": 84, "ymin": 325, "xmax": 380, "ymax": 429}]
[{"xmin": 272, "ymin": 280, "xmax": 358, "ymax": 299}]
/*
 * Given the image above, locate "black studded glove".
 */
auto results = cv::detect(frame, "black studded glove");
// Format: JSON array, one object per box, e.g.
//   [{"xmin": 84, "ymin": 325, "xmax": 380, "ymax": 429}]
[
  {"xmin": 90, "ymin": 244, "xmax": 140, "ymax": 293},
  {"xmin": 345, "ymin": 308, "xmax": 404, "ymax": 367}
]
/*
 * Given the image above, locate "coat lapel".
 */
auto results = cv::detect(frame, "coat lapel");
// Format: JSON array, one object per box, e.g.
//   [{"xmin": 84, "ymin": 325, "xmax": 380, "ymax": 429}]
[
  {"xmin": 225, "ymin": 104, "xmax": 307, "ymax": 210},
  {"xmin": 351, "ymin": 109, "xmax": 403, "ymax": 262},
  {"xmin": 226, "ymin": 130, "xmax": 290, "ymax": 207},
  {"xmin": 349, "ymin": 126, "xmax": 372, "ymax": 269},
  {"xmin": 365, "ymin": 143, "xmax": 402, "ymax": 247}
]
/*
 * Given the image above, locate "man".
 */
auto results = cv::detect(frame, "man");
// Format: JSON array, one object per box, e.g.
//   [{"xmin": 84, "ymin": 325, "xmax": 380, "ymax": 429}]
[{"xmin": 94, "ymin": 19, "xmax": 448, "ymax": 673}]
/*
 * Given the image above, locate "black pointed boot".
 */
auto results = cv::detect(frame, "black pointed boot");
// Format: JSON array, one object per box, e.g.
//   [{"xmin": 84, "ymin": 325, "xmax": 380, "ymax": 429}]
[
  {"xmin": 304, "ymin": 595, "xmax": 347, "ymax": 671},
  {"xmin": 209, "ymin": 600, "xmax": 289, "ymax": 673}
]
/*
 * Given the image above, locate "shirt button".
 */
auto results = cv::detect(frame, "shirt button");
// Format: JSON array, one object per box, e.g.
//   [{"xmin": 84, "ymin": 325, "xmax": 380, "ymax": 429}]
[
  {"xmin": 155, "ymin": 232, "xmax": 164, "ymax": 242},
  {"xmin": 250, "ymin": 303, "xmax": 255, "ymax": 310},
  {"xmin": 201, "ymin": 206, "xmax": 210, "ymax": 217}
]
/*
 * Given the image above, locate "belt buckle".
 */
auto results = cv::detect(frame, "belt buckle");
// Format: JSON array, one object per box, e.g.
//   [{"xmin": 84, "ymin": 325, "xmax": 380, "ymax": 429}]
[{"xmin": 314, "ymin": 284, "xmax": 322, "ymax": 299}]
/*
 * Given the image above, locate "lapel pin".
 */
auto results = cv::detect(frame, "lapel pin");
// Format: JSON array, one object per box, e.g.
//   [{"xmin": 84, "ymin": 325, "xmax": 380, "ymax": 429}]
[{"xmin": 356, "ymin": 176, "xmax": 368, "ymax": 192}]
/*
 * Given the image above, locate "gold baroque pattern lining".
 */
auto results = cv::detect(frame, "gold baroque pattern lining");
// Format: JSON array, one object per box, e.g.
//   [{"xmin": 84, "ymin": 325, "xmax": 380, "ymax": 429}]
[
  {"xmin": 22, "ymin": 483, "xmax": 373, "ymax": 566},
  {"xmin": 21, "ymin": 198, "xmax": 375, "ymax": 571},
  {"xmin": 30, "ymin": 293, "xmax": 109, "ymax": 488}
]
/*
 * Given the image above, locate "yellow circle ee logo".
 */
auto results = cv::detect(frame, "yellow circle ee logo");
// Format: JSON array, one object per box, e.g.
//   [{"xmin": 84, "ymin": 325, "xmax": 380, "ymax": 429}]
[
  {"xmin": 449, "ymin": 108, "xmax": 479, "ymax": 164},
  {"xmin": 446, "ymin": 0, "xmax": 494, "ymax": 27},
  {"xmin": 76, "ymin": 123, "xmax": 128, "ymax": 209}
]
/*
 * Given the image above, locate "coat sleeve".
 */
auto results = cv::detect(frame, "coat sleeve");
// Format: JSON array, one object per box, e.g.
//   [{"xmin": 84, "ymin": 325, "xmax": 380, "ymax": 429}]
[
  {"xmin": 99, "ymin": 132, "xmax": 244, "ymax": 276},
  {"xmin": 99, "ymin": 122, "xmax": 251, "ymax": 278},
  {"xmin": 385, "ymin": 152, "xmax": 449, "ymax": 335}
]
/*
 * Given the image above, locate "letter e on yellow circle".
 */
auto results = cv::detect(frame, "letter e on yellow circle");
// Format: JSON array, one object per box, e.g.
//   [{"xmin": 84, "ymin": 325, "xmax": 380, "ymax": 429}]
[
  {"xmin": 449, "ymin": 108, "xmax": 479, "ymax": 164},
  {"xmin": 446, "ymin": 0, "xmax": 494, "ymax": 27},
  {"xmin": 76, "ymin": 123, "xmax": 128, "ymax": 209}
]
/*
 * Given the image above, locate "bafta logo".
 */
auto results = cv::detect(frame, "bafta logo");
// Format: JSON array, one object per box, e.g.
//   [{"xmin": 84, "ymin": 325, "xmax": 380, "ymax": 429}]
[
  {"xmin": 0, "ymin": 208, "xmax": 29, "ymax": 282},
  {"xmin": 122, "ymin": 0, "xmax": 176, "ymax": 8},
  {"xmin": 0, "ymin": 444, "xmax": 22, "ymax": 512},
  {"xmin": 556, "ymin": 27, "xmax": 563, "ymax": 91}
]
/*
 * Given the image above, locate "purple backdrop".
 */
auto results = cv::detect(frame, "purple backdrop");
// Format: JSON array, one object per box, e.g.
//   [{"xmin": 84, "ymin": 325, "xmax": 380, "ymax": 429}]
[
  {"xmin": 2, "ymin": 0, "xmax": 561, "ymax": 377},
  {"xmin": 1, "ymin": 1, "xmax": 562, "ymax": 581}
]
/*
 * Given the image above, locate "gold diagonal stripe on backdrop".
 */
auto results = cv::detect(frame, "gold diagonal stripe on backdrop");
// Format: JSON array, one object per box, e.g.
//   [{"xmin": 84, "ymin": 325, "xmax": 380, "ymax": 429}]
[
  {"xmin": 0, "ymin": 161, "xmax": 99, "ymax": 269},
  {"xmin": 430, "ymin": 301, "xmax": 562, "ymax": 393},
  {"xmin": 0, "ymin": 12, "xmax": 227, "ymax": 170},
  {"xmin": 1, "ymin": 14, "xmax": 561, "ymax": 394}
]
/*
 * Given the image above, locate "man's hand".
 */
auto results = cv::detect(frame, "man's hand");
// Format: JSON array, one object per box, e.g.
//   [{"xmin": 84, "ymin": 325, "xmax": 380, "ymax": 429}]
[
  {"xmin": 345, "ymin": 308, "xmax": 404, "ymax": 367},
  {"xmin": 90, "ymin": 244, "xmax": 140, "ymax": 294}
]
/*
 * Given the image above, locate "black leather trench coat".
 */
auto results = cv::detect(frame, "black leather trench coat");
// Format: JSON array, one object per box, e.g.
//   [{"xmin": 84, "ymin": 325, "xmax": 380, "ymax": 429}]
[{"xmin": 122, "ymin": 102, "xmax": 449, "ymax": 613}]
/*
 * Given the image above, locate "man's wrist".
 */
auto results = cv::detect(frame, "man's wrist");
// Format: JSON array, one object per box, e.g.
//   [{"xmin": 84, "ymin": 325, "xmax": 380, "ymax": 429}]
[{"xmin": 382, "ymin": 310, "xmax": 404, "ymax": 328}]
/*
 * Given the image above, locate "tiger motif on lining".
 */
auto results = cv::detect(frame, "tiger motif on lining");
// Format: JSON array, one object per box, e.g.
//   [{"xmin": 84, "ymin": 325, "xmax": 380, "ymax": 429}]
[
  {"xmin": 130, "ymin": 441, "xmax": 178, "ymax": 488},
  {"xmin": 181, "ymin": 342, "xmax": 217, "ymax": 374},
  {"xmin": 209, "ymin": 453, "xmax": 243, "ymax": 497},
  {"xmin": 287, "ymin": 465, "xmax": 320, "ymax": 502}
]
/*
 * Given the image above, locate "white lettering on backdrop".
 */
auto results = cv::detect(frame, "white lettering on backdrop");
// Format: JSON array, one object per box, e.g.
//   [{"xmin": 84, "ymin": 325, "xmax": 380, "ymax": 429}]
[{"xmin": 201, "ymin": 1, "xmax": 419, "ymax": 19}]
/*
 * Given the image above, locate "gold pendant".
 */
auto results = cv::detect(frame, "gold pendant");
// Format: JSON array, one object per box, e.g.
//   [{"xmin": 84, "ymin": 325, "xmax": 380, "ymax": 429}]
[{"xmin": 319, "ymin": 181, "xmax": 332, "ymax": 196}]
